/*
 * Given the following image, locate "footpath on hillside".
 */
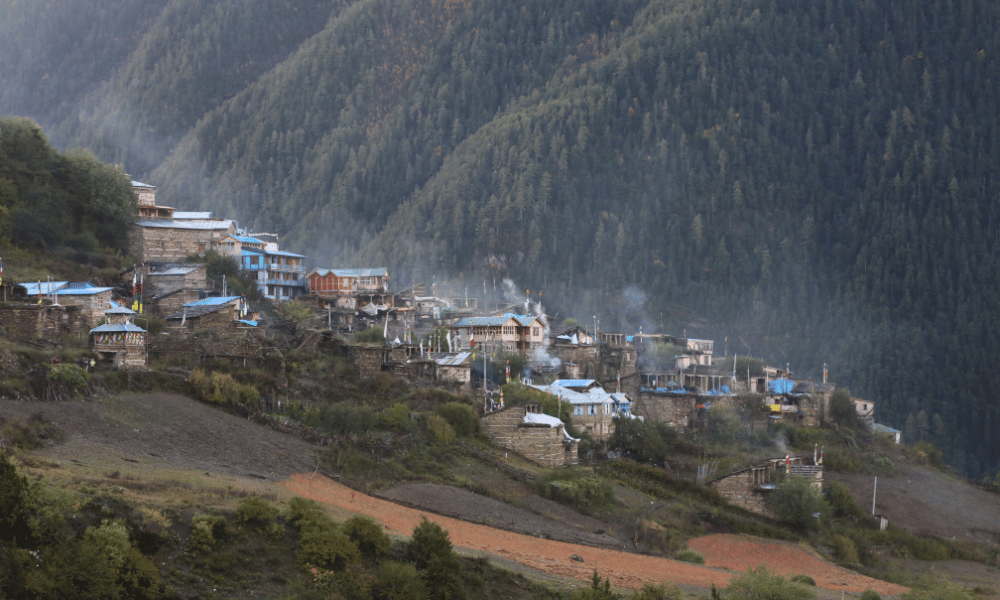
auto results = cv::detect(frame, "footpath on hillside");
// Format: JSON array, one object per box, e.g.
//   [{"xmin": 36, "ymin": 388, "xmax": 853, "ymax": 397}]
[{"xmin": 282, "ymin": 473, "xmax": 908, "ymax": 597}]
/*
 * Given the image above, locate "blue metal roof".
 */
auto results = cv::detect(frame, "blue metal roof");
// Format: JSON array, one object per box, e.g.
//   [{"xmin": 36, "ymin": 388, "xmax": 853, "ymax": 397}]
[
  {"xmin": 20, "ymin": 281, "xmax": 69, "ymax": 295},
  {"xmin": 233, "ymin": 235, "xmax": 265, "ymax": 244},
  {"xmin": 53, "ymin": 286, "xmax": 113, "ymax": 296},
  {"xmin": 451, "ymin": 316, "xmax": 517, "ymax": 327},
  {"xmin": 266, "ymin": 249, "xmax": 306, "ymax": 258},
  {"xmin": 90, "ymin": 322, "xmax": 146, "ymax": 334},
  {"xmin": 135, "ymin": 219, "xmax": 233, "ymax": 230},
  {"xmin": 183, "ymin": 296, "xmax": 241, "ymax": 307}
]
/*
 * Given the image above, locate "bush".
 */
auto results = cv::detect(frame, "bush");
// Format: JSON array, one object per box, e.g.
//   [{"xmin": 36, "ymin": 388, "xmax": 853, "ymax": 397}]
[
  {"xmin": 425, "ymin": 414, "xmax": 456, "ymax": 445},
  {"xmin": 235, "ymin": 496, "xmax": 279, "ymax": 527},
  {"xmin": 769, "ymin": 475, "xmax": 831, "ymax": 532},
  {"xmin": 725, "ymin": 566, "xmax": 816, "ymax": 600},
  {"xmin": 436, "ymin": 402, "xmax": 479, "ymax": 437},
  {"xmin": 0, "ymin": 412, "xmax": 65, "ymax": 450},
  {"xmin": 84, "ymin": 519, "xmax": 130, "ymax": 574},
  {"xmin": 541, "ymin": 472, "xmax": 614, "ymax": 513},
  {"xmin": 379, "ymin": 402, "xmax": 410, "ymax": 431},
  {"xmin": 830, "ymin": 388, "xmax": 863, "ymax": 429},
  {"xmin": 826, "ymin": 482, "xmax": 864, "ymax": 520},
  {"xmin": 353, "ymin": 327, "xmax": 386, "ymax": 344},
  {"xmin": 628, "ymin": 583, "xmax": 683, "ymax": 600},
  {"xmin": 860, "ymin": 589, "xmax": 882, "ymax": 600},
  {"xmin": 189, "ymin": 514, "xmax": 223, "ymax": 554},
  {"xmin": 374, "ymin": 561, "xmax": 429, "ymax": 600},
  {"xmin": 188, "ymin": 369, "xmax": 259, "ymax": 407},
  {"xmin": 343, "ymin": 514, "xmax": 391, "ymax": 559},
  {"xmin": 407, "ymin": 519, "xmax": 464, "ymax": 600},
  {"xmin": 47, "ymin": 363, "xmax": 89, "ymax": 393},
  {"xmin": 830, "ymin": 534, "xmax": 860, "ymax": 564},
  {"xmin": 297, "ymin": 523, "xmax": 361, "ymax": 571},
  {"xmin": 790, "ymin": 574, "xmax": 816, "ymax": 586},
  {"xmin": 675, "ymin": 549, "xmax": 704, "ymax": 564}
]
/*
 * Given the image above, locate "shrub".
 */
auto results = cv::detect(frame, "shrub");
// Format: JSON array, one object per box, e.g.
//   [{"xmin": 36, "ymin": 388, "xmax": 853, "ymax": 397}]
[
  {"xmin": 790, "ymin": 574, "xmax": 816, "ymax": 586},
  {"xmin": 353, "ymin": 327, "xmax": 386, "ymax": 344},
  {"xmin": 675, "ymin": 549, "xmax": 704, "ymax": 564},
  {"xmin": 725, "ymin": 566, "xmax": 816, "ymax": 600},
  {"xmin": 374, "ymin": 561, "xmax": 429, "ymax": 600},
  {"xmin": 0, "ymin": 412, "xmax": 65, "ymax": 450},
  {"xmin": 343, "ymin": 514, "xmax": 391, "ymax": 559},
  {"xmin": 830, "ymin": 388, "xmax": 863, "ymax": 429},
  {"xmin": 0, "ymin": 454, "xmax": 34, "ymax": 545},
  {"xmin": 425, "ymin": 414, "xmax": 456, "ymax": 445},
  {"xmin": 297, "ymin": 523, "xmax": 360, "ymax": 571},
  {"xmin": 826, "ymin": 482, "xmax": 864, "ymax": 520},
  {"xmin": 189, "ymin": 514, "xmax": 223, "ymax": 554},
  {"xmin": 84, "ymin": 519, "xmax": 131, "ymax": 574},
  {"xmin": 235, "ymin": 496, "xmax": 279, "ymax": 527},
  {"xmin": 628, "ymin": 583, "xmax": 683, "ymax": 600},
  {"xmin": 831, "ymin": 534, "xmax": 860, "ymax": 564},
  {"xmin": 407, "ymin": 518, "xmax": 464, "ymax": 599},
  {"xmin": 188, "ymin": 369, "xmax": 258, "ymax": 407},
  {"xmin": 860, "ymin": 589, "xmax": 882, "ymax": 600},
  {"xmin": 769, "ymin": 475, "xmax": 831, "ymax": 532},
  {"xmin": 379, "ymin": 402, "xmax": 410, "ymax": 431},
  {"xmin": 541, "ymin": 472, "xmax": 615, "ymax": 512},
  {"xmin": 47, "ymin": 363, "xmax": 89, "ymax": 393},
  {"xmin": 436, "ymin": 401, "xmax": 479, "ymax": 437},
  {"xmin": 117, "ymin": 547, "xmax": 167, "ymax": 600}
]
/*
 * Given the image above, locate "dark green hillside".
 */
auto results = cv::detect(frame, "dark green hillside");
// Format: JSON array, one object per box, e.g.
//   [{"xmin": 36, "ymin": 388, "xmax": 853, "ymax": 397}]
[{"xmin": 1, "ymin": 0, "xmax": 999, "ymax": 478}]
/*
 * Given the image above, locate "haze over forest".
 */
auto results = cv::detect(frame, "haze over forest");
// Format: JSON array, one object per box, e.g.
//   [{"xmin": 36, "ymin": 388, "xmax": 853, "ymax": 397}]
[{"xmin": 1, "ymin": 0, "xmax": 999, "ymax": 479}]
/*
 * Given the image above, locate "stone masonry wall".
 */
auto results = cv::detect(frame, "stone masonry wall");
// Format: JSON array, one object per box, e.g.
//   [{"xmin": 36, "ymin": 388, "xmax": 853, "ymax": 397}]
[
  {"xmin": 129, "ymin": 225, "xmax": 233, "ymax": 263},
  {"xmin": 0, "ymin": 304, "xmax": 86, "ymax": 342},
  {"xmin": 481, "ymin": 405, "xmax": 577, "ymax": 467},
  {"xmin": 632, "ymin": 392, "xmax": 697, "ymax": 427},
  {"xmin": 708, "ymin": 468, "xmax": 772, "ymax": 516}
]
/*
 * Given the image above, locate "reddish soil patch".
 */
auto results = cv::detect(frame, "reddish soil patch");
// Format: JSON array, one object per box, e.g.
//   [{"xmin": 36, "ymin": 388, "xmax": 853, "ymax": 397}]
[
  {"xmin": 827, "ymin": 462, "xmax": 1000, "ymax": 545},
  {"xmin": 283, "ymin": 474, "xmax": 907, "ymax": 596},
  {"xmin": 688, "ymin": 534, "xmax": 907, "ymax": 595}
]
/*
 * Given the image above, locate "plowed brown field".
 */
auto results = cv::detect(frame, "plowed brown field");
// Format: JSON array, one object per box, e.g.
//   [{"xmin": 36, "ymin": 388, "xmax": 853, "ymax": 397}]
[{"xmin": 282, "ymin": 474, "xmax": 908, "ymax": 596}]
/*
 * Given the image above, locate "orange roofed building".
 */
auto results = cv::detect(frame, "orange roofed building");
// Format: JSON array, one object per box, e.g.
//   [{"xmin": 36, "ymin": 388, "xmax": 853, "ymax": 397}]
[{"xmin": 307, "ymin": 268, "xmax": 389, "ymax": 297}]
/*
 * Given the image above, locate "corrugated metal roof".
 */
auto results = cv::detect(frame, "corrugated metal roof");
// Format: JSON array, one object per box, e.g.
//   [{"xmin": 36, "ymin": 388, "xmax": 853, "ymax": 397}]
[
  {"xmin": 266, "ymin": 249, "xmax": 306, "ymax": 258},
  {"xmin": 529, "ymin": 383, "xmax": 617, "ymax": 405},
  {"xmin": 90, "ymin": 322, "xmax": 146, "ymax": 333},
  {"xmin": 451, "ymin": 316, "xmax": 517, "ymax": 327},
  {"xmin": 553, "ymin": 379, "xmax": 599, "ymax": 389},
  {"xmin": 149, "ymin": 266, "xmax": 200, "ymax": 276},
  {"xmin": 132, "ymin": 181, "xmax": 154, "ymax": 188},
  {"xmin": 311, "ymin": 268, "xmax": 387, "ymax": 278},
  {"xmin": 52, "ymin": 286, "xmax": 113, "ymax": 296},
  {"xmin": 184, "ymin": 296, "xmax": 241, "ymax": 307},
  {"xmin": 105, "ymin": 305, "xmax": 135, "ymax": 315},
  {"xmin": 135, "ymin": 219, "xmax": 233, "ymax": 230},
  {"xmin": 19, "ymin": 281, "xmax": 69, "ymax": 295},
  {"xmin": 232, "ymin": 235, "xmax": 265, "ymax": 244},
  {"xmin": 432, "ymin": 352, "xmax": 472, "ymax": 366},
  {"xmin": 523, "ymin": 412, "xmax": 563, "ymax": 427},
  {"xmin": 872, "ymin": 423, "xmax": 901, "ymax": 435},
  {"xmin": 173, "ymin": 211, "xmax": 213, "ymax": 219}
]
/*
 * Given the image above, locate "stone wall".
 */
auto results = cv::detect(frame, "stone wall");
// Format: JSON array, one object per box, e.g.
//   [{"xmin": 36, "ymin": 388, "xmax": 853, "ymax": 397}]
[
  {"xmin": 481, "ymin": 405, "xmax": 578, "ymax": 467},
  {"xmin": 149, "ymin": 323, "xmax": 264, "ymax": 366},
  {"xmin": 129, "ymin": 224, "xmax": 233, "ymax": 263},
  {"xmin": 92, "ymin": 339, "xmax": 147, "ymax": 370},
  {"xmin": 58, "ymin": 291, "xmax": 113, "ymax": 329},
  {"xmin": 150, "ymin": 290, "xmax": 202, "ymax": 318},
  {"xmin": 0, "ymin": 303, "xmax": 86, "ymax": 342},
  {"xmin": 350, "ymin": 345, "xmax": 408, "ymax": 377},
  {"xmin": 708, "ymin": 467, "xmax": 773, "ymax": 516},
  {"xmin": 632, "ymin": 392, "xmax": 697, "ymax": 427}
]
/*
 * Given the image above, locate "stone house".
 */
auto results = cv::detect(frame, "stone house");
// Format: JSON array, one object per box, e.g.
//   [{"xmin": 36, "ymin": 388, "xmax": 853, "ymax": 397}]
[
  {"xmin": 707, "ymin": 455, "xmax": 823, "ymax": 516},
  {"xmin": 153, "ymin": 296, "xmax": 262, "ymax": 366},
  {"xmin": 17, "ymin": 281, "xmax": 114, "ymax": 331},
  {"xmin": 527, "ymin": 380, "xmax": 631, "ymax": 442},
  {"xmin": 129, "ymin": 218, "xmax": 236, "ymax": 263},
  {"xmin": 631, "ymin": 390, "xmax": 698, "ymax": 428},
  {"xmin": 481, "ymin": 404, "xmax": 579, "ymax": 467},
  {"xmin": 89, "ymin": 305, "xmax": 147, "ymax": 370},
  {"xmin": 146, "ymin": 264, "xmax": 208, "ymax": 297}
]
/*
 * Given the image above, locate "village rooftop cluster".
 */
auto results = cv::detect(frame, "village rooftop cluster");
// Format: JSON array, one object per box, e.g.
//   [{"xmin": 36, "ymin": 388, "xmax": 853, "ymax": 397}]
[{"xmin": 0, "ymin": 179, "xmax": 901, "ymax": 518}]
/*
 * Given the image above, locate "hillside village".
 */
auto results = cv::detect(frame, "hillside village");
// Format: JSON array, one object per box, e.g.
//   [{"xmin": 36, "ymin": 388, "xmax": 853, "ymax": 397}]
[{"xmin": 0, "ymin": 178, "xmax": 902, "ymax": 517}]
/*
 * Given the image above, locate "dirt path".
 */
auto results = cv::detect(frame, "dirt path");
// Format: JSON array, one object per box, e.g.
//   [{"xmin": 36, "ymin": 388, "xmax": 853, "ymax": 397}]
[{"xmin": 282, "ymin": 474, "xmax": 908, "ymax": 596}]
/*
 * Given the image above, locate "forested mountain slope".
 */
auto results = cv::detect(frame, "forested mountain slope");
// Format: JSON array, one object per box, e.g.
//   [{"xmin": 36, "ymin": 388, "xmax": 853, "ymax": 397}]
[{"xmin": 1, "ymin": 0, "xmax": 999, "ymax": 479}]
